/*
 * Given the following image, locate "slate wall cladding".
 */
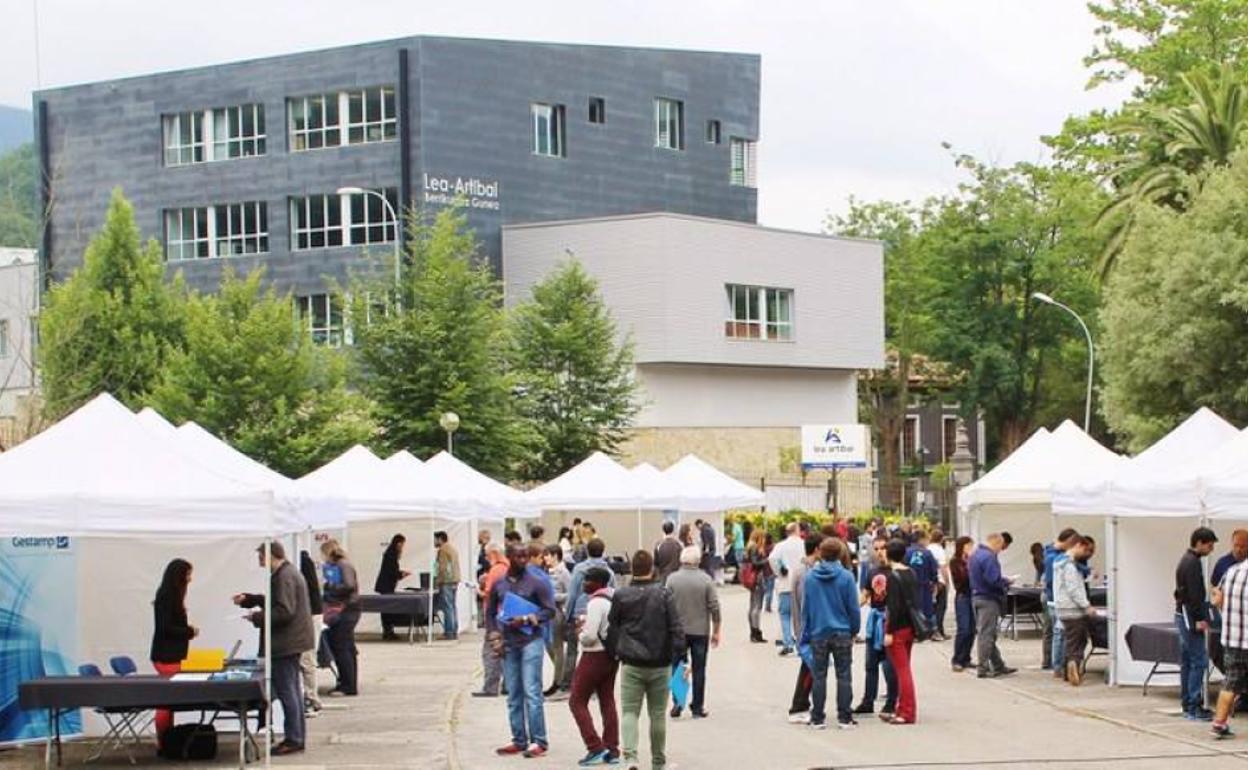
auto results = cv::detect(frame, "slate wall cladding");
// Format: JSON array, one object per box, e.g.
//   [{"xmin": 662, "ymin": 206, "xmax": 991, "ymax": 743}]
[{"xmin": 35, "ymin": 37, "xmax": 759, "ymax": 295}]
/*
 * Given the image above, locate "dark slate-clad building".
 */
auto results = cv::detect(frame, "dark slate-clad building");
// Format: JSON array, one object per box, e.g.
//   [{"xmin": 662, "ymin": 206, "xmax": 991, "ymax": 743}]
[{"xmin": 34, "ymin": 36, "xmax": 760, "ymax": 338}]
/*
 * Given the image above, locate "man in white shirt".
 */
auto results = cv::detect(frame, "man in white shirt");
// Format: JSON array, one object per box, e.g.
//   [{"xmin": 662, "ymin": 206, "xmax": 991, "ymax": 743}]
[
  {"xmin": 769, "ymin": 523, "xmax": 807, "ymax": 656},
  {"xmin": 928, "ymin": 529, "xmax": 951, "ymax": 641}
]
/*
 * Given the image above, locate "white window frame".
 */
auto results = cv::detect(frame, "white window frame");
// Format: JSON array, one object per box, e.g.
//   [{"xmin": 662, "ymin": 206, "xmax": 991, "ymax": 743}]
[
  {"xmin": 531, "ymin": 103, "xmax": 566, "ymax": 157},
  {"xmin": 296, "ymin": 294, "xmax": 344, "ymax": 347},
  {"xmin": 213, "ymin": 201, "xmax": 269, "ymax": 257},
  {"xmin": 655, "ymin": 97, "xmax": 684, "ymax": 150},
  {"xmin": 290, "ymin": 194, "xmax": 345, "ymax": 250},
  {"xmin": 724, "ymin": 284, "xmax": 793, "ymax": 341},
  {"xmin": 165, "ymin": 207, "xmax": 211, "ymax": 260},
  {"xmin": 347, "ymin": 188, "xmax": 399, "ymax": 245},
  {"xmin": 288, "ymin": 93, "xmax": 342, "ymax": 152},
  {"xmin": 211, "ymin": 104, "xmax": 266, "ymax": 160},
  {"xmin": 901, "ymin": 414, "xmax": 921, "ymax": 464},
  {"xmin": 730, "ymin": 137, "xmax": 758, "ymax": 188},
  {"xmin": 941, "ymin": 415, "xmax": 959, "ymax": 463},
  {"xmin": 163, "ymin": 112, "xmax": 205, "ymax": 166},
  {"xmin": 290, "ymin": 188, "xmax": 397, "ymax": 251},
  {"xmin": 346, "ymin": 87, "xmax": 397, "ymax": 145}
]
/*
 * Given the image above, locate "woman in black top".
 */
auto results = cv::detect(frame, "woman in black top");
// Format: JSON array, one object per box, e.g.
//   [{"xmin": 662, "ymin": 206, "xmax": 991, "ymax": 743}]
[
  {"xmin": 374, "ymin": 534, "xmax": 409, "ymax": 640},
  {"xmin": 150, "ymin": 559, "xmax": 197, "ymax": 748},
  {"xmin": 949, "ymin": 536, "xmax": 976, "ymax": 672},
  {"xmin": 883, "ymin": 539, "xmax": 919, "ymax": 725}
]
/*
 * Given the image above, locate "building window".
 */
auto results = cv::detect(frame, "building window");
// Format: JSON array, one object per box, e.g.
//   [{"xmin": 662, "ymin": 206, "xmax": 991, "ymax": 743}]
[
  {"xmin": 724, "ymin": 284, "xmax": 793, "ymax": 341},
  {"xmin": 655, "ymin": 98, "xmax": 684, "ymax": 150},
  {"xmin": 212, "ymin": 104, "xmax": 266, "ymax": 159},
  {"xmin": 348, "ymin": 188, "xmax": 400, "ymax": 245},
  {"xmin": 346, "ymin": 87, "xmax": 397, "ymax": 144},
  {"xmin": 730, "ymin": 138, "xmax": 758, "ymax": 187},
  {"xmin": 214, "ymin": 202, "xmax": 269, "ymax": 256},
  {"xmin": 902, "ymin": 415, "xmax": 920, "ymax": 465},
  {"xmin": 706, "ymin": 119, "xmax": 721, "ymax": 144},
  {"xmin": 588, "ymin": 97, "xmax": 606, "ymax": 124},
  {"xmin": 531, "ymin": 103, "xmax": 566, "ymax": 157},
  {"xmin": 942, "ymin": 416, "xmax": 959, "ymax": 463},
  {"xmin": 163, "ymin": 112, "xmax": 205, "ymax": 166},
  {"xmin": 290, "ymin": 188, "xmax": 397, "ymax": 250},
  {"xmin": 0, "ymin": 319, "xmax": 8, "ymax": 357},
  {"xmin": 164, "ymin": 207, "xmax": 211, "ymax": 260},
  {"xmin": 296, "ymin": 294, "xmax": 343, "ymax": 347},
  {"xmin": 163, "ymin": 105, "xmax": 266, "ymax": 166},
  {"xmin": 289, "ymin": 94, "xmax": 342, "ymax": 151},
  {"xmin": 164, "ymin": 202, "xmax": 269, "ymax": 261}
]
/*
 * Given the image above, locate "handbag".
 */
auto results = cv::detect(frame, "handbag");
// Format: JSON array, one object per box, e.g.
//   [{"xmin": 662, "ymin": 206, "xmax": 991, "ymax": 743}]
[
  {"xmin": 322, "ymin": 600, "xmax": 344, "ymax": 626},
  {"xmin": 740, "ymin": 561, "xmax": 757, "ymax": 591},
  {"xmin": 908, "ymin": 600, "xmax": 935, "ymax": 642}
]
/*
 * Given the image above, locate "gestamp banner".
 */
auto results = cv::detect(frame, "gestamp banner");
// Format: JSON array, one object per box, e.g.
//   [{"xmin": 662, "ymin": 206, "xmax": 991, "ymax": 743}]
[
  {"xmin": 0, "ymin": 536, "xmax": 80, "ymax": 743},
  {"xmin": 801, "ymin": 424, "xmax": 870, "ymax": 469}
]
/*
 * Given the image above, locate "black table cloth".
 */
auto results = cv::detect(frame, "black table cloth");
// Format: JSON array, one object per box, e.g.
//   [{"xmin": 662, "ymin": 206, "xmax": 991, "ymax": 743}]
[
  {"xmin": 19, "ymin": 675, "xmax": 264, "ymax": 711},
  {"xmin": 358, "ymin": 592, "xmax": 431, "ymax": 618},
  {"xmin": 1126, "ymin": 621, "xmax": 1181, "ymax": 665}
]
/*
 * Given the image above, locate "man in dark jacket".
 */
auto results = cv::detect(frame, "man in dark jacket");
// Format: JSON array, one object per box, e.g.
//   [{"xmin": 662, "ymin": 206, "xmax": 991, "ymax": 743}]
[
  {"xmin": 654, "ymin": 521, "xmax": 683, "ymax": 581},
  {"xmin": 1175, "ymin": 527, "xmax": 1218, "ymax": 720},
  {"xmin": 969, "ymin": 534, "xmax": 1015, "ymax": 679},
  {"xmin": 608, "ymin": 550, "xmax": 685, "ymax": 770},
  {"xmin": 298, "ymin": 550, "xmax": 324, "ymax": 716},
  {"xmin": 233, "ymin": 541, "xmax": 316, "ymax": 755}
]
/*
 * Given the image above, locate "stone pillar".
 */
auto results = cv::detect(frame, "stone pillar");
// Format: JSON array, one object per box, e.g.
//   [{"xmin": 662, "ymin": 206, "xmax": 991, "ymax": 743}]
[{"xmin": 951, "ymin": 418, "xmax": 977, "ymax": 534}]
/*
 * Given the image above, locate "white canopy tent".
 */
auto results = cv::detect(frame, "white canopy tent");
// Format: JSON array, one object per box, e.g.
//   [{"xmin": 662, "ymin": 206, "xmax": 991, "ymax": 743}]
[
  {"xmin": 0, "ymin": 394, "xmax": 293, "ymax": 759},
  {"xmin": 1053, "ymin": 407, "xmax": 1240, "ymax": 685},
  {"xmin": 661, "ymin": 454, "xmax": 766, "ymax": 513},
  {"xmin": 527, "ymin": 452, "xmax": 680, "ymax": 557},
  {"xmin": 958, "ymin": 421, "xmax": 1121, "ymax": 582}
]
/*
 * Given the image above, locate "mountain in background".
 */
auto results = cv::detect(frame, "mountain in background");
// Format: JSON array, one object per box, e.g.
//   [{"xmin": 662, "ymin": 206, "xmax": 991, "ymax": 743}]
[{"xmin": 0, "ymin": 106, "xmax": 33, "ymax": 154}]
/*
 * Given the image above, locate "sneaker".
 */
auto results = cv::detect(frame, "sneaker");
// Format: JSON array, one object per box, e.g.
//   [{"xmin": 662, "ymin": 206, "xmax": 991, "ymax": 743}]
[
  {"xmin": 779, "ymin": 647, "xmax": 794, "ymax": 657},
  {"xmin": 670, "ymin": 706, "xmax": 682, "ymax": 718},
  {"xmin": 852, "ymin": 703, "xmax": 874, "ymax": 715},
  {"xmin": 787, "ymin": 712, "xmax": 810, "ymax": 724},
  {"xmin": 273, "ymin": 742, "xmax": 304, "ymax": 756},
  {"xmin": 998, "ymin": 667, "xmax": 1018, "ymax": 677},
  {"xmin": 1066, "ymin": 660, "xmax": 1082, "ymax": 686},
  {"xmin": 471, "ymin": 691, "xmax": 500, "ymax": 698},
  {"xmin": 1212, "ymin": 722, "xmax": 1234, "ymax": 740},
  {"xmin": 691, "ymin": 709, "xmax": 709, "ymax": 719},
  {"xmin": 878, "ymin": 711, "xmax": 895, "ymax": 722},
  {"xmin": 774, "ymin": 640, "xmax": 785, "ymax": 646},
  {"xmin": 496, "ymin": 744, "xmax": 525, "ymax": 755},
  {"xmin": 809, "ymin": 720, "xmax": 828, "ymax": 730},
  {"xmin": 1187, "ymin": 709, "xmax": 1215, "ymax": 722},
  {"xmin": 543, "ymin": 684, "xmax": 560, "ymax": 697},
  {"xmin": 522, "ymin": 744, "xmax": 547, "ymax": 758},
  {"xmin": 837, "ymin": 719, "xmax": 858, "ymax": 730},
  {"xmin": 951, "ymin": 665, "xmax": 964, "ymax": 673},
  {"xmin": 578, "ymin": 749, "xmax": 612, "ymax": 766}
]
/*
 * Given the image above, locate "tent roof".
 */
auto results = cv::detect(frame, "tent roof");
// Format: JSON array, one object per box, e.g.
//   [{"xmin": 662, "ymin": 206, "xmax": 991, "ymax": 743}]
[
  {"xmin": 299, "ymin": 445, "xmax": 484, "ymax": 520},
  {"xmin": 1054, "ymin": 407, "xmax": 1238, "ymax": 517},
  {"xmin": 136, "ymin": 406, "xmax": 179, "ymax": 437},
  {"xmin": 662, "ymin": 454, "xmax": 765, "ymax": 512},
  {"xmin": 0, "ymin": 394, "xmax": 292, "ymax": 535},
  {"xmin": 961, "ymin": 422, "xmax": 1121, "ymax": 511},
  {"xmin": 383, "ymin": 450, "xmax": 423, "ymax": 472},
  {"xmin": 528, "ymin": 452, "xmax": 678, "ymax": 510},
  {"xmin": 419, "ymin": 451, "xmax": 537, "ymax": 520}
]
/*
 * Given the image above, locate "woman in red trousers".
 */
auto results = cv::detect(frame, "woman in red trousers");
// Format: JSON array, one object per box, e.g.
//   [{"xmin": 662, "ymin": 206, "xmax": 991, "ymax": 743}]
[
  {"xmin": 150, "ymin": 559, "xmax": 198, "ymax": 749},
  {"xmin": 883, "ymin": 539, "xmax": 918, "ymax": 724},
  {"xmin": 567, "ymin": 567, "xmax": 619, "ymax": 765}
]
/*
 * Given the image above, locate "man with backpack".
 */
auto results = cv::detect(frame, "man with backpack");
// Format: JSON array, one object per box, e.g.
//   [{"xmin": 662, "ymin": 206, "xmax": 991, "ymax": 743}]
[
  {"xmin": 608, "ymin": 550, "xmax": 686, "ymax": 770},
  {"xmin": 568, "ymin": 567, "xmax": 619, "ymax": 766}
]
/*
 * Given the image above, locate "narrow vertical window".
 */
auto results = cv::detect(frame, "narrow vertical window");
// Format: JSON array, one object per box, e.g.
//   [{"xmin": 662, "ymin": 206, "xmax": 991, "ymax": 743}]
[
  {"xmin": 730, "ymin": 137, "xmax": 758, "ymax": 187},
  {"xmin": 531, "ymin": 103, "xmax": 566, "ymax": 157},
  {"xmin": 706, "ymin": 119, "xmax": 721, "ymax": 144},
  {"xmin": 588, "ymin": 97, "xmax": 606, "ymax": 124},
  {"xmin": 655, "ymin": 98, "xmax": 684, "ymax": 150}
]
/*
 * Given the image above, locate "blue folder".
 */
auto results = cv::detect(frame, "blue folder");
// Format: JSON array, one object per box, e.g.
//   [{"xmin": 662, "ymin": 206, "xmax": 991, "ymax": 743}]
[
  {"xmin": 498, "ymin": 591, "xmax": 542, "ymax": 636},
  {"xmin": 670, "ymin": 662, "xmax": 689, "ymax": 708}
]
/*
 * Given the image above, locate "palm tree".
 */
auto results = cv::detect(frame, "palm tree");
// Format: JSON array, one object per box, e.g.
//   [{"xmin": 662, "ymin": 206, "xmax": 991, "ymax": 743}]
[{"xmin": 1098, "ymin": 65, "xmax": 1248, "ymax": 276}]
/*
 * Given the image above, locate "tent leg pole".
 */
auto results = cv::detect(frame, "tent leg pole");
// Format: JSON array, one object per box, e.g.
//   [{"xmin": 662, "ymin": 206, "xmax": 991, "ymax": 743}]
[{"xmin": 430, "ymin": 518, "xmax": 436, "ymax": 647}]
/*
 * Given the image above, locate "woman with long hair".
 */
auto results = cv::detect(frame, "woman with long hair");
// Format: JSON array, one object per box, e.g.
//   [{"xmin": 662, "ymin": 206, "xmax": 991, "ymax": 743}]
[
  {"xmin": 745, "ymin": 529, "xmax": 770, "ymax": 643},
  {"xmin": 321, "ymin": 538, "xmax": 361, "ymax": 696},
  {"xmin": 150, "ymin": 559, "xmax": 198, "ymax": 749},
  {"xmin": 949, "ymin": 536, "xmax": 976, "ymax": 672},
  {"xmin": 883, "ymin": 539, "xmax": 919, "ymax": 724},
  {"xmin": 374, "ymin": 534, "xmax": 409, "ymax": 641}
]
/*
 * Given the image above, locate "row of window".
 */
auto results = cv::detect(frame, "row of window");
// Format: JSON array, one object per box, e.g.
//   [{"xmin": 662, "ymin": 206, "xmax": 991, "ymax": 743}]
[
  {"xmin": 531, "ymin": 97, "xmax": 756, "ymax": 186},
  {"xmin": 162, "ymin": 188, "xmax": 397, "ymax": 261},
  {"xmin": 900, "ymin": 415, "xmax": 964, "ymax": 466},
  {"xmin": 163, "ymin": 86, "xmax": 396, "ymax": 167}
]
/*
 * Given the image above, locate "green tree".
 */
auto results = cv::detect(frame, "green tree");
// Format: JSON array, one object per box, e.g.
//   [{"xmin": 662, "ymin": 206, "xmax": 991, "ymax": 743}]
[
  {"xmin": 509, "ymin": 259, "xmax": 639, "ymax": 481},
  {"xmin": 1101, "ymin": 147, "xmax": 1248, "ymax": 450},
  {"xmin": 351, "ymin": 206, "xmax": 522, "ymax": 477},
  {"xmin": 828, "ymin": 199, "xmax": 935, "ymax": 506},
  {"xmin": 0, "ymin": 143, "xmax": 37, "ymax": 248},
  {"xmin": 39, "ymin": 188, "xmax": 186, "ymax": 419},
  {"xmin": 147, "ymin": 270, "xmax": 376, "ymax": 477},
  {"xmin": 920, "ymin": 158, "xmax": 1104, "ymax": 457}
]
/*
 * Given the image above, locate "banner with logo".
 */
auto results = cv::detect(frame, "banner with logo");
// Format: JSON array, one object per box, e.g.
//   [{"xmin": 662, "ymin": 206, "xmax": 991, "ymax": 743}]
[
  {"xmin": 0, "ymin": 536, "xmax": 80, "ymax": 744},
  {"xmin": 801, "ymin": 424, "xmax": 870, "ymax": 469}
]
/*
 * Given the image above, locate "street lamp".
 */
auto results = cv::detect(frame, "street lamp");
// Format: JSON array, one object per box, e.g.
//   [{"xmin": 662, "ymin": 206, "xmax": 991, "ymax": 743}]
[
  {"xmin": 439, "ymin": 411, "xmax": 460, "ymax": 455},
  {"xmin": 1033, "ymin": 291, "xmax": 1094, "ymax": 433},
  {"xmin": 336, "ymin": 186, "xmax": 401, "ymax": 290}
]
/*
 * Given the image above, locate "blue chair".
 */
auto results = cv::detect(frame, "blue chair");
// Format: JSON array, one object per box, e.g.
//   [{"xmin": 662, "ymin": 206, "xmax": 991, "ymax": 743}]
[
  {"xmin": 108, "ymin": 656, "xmax": 139, "ymax": 677},
  {"xmin": 77, "ymin": 657, "xmax": 151, "ymax": 763},
  {"xmin": 77, "ymin": 663, "xmax": 103, "ymax": 677}
]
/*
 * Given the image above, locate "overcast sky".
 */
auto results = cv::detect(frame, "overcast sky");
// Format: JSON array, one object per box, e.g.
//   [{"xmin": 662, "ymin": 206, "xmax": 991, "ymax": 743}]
[{"xmin": 1, "ymin": 0, "xmax": 1132, "ymax": 231}]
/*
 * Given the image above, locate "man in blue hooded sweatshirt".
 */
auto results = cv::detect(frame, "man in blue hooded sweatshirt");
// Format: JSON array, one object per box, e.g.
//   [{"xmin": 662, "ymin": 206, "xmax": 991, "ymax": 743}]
[{"xmin": 801, "ymin": 538, "xmax": 861, "ymax": 730}]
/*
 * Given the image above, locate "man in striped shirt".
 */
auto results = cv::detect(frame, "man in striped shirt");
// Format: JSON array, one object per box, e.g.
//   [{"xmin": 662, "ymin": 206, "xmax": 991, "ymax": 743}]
[{"xmin": 1212, "ymin": 559, "xmax": 1248, "ymax": 739}]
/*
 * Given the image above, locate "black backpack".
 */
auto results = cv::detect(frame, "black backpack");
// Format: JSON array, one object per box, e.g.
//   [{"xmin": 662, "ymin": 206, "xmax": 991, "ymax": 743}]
[{"xmin": 159, "ymin": 724, "xmax": 217, "ymax": 760}]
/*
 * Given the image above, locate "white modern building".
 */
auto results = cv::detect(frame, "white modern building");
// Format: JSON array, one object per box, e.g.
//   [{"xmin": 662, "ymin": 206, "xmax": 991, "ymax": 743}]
[
  {"xmin": 0, "ymin": 248, "xmax": 39, "ymax": 447},
  {"xmin": 503, "ymin": 213, "xmax": 884, "ymax": 483}
]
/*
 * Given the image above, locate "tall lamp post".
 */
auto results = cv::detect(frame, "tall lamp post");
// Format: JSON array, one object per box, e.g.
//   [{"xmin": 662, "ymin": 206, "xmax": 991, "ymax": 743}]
[
  {"xmin": 1033, "ymin": 291, "xmax": 1094, "ymax": 432},
  {"xmin": 336, "ymin": 186, "xmax": 401, "ymax": 290},
  {"xmin": 440, "ymin": 411, "xmax": 460, "ymax": 455}
]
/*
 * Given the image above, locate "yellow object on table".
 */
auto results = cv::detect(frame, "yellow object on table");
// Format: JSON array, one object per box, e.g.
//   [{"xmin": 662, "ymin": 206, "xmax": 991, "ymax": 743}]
[{"xmin": 180, "ymin": 648, "xmax": 226, "ymax": 672}]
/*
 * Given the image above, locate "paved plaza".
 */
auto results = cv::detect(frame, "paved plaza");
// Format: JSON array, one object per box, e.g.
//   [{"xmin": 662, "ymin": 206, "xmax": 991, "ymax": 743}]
[{"xmin": 4, "ymin": 587, "xmax": 1248, "ymax": 769}]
